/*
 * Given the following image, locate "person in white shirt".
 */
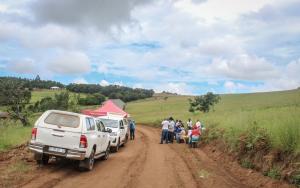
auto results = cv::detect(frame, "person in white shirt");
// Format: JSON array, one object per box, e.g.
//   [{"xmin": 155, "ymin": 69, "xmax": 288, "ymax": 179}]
[
  {"xmin": 196, "ymin": 120, "xmax": 201, "ymax": 129},
  {"xmin": 168, "ymin": 117, "xmax": 175, "ymax": 143},
  {"xmin": 160, "ymin": 119, "xmax": 169, "ymax": 144},
  {"xmin": 187, "ymin": 118, "xmax": 193, "ymax": 129}
]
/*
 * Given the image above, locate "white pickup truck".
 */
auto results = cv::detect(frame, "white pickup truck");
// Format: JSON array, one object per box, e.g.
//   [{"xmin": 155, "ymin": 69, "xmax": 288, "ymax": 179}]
[
  {"xmin": 97, "ymin": 115, "xmax": 129, "ymax": 152},
  {"xmin": 29, "ymin": 110, "xmax": 111, "ymax": 171}
]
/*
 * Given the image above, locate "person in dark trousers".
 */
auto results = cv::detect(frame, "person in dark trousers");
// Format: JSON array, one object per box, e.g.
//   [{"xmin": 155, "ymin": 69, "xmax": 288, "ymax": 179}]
[
  {"xmin": 160, "ymin": 118, "xmax": 169, "ymax": 144},
  {"xmin": 168, "ymin": 117, "xmax": 175, "ymax": 143},
  {"xmin": 129, "ymin": 120, "xmax": 136, "ymax": 140}
]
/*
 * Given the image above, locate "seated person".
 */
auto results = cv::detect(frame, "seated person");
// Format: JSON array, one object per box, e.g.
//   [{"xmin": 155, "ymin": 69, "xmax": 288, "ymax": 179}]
[
  {"xmin": 175, "ymin": 125, "xmax": 182, "ymax": 143},
  {"xmin": 179, "ymin": 129, "xmax": 186, "ymax": 143},
  {"xmin": 190, "ymin": 126, "xmax": 201, "ymax": 143}
]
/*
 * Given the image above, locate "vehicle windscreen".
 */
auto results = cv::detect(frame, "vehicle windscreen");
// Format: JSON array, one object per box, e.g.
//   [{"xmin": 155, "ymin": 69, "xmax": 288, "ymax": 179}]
[
  {"xmin": 100, "ymin": 119, "xmax": 119, "ymax": 128},
  {"xmin": 44, "ymin": 112, "xmax": 80, "ymax": 128}
]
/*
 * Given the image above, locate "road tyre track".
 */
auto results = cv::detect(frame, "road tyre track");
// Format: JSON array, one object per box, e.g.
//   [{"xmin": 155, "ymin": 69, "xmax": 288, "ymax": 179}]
[{"xmin": 122, "ymin": 129, "xmax": 149, "ymax": 188}]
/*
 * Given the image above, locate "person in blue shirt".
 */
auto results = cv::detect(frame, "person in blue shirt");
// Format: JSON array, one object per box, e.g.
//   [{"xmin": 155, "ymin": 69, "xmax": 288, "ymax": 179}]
[
  {"xmin": 129, "ymin": 120, "xmax": 136, "ymax": 140},
  {"xmin": 175, "ymin": 124, "xmax": 182, "ymax": 143}
]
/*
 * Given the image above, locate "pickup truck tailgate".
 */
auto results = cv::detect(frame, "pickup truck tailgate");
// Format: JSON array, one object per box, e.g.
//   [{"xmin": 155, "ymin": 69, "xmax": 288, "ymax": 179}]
[
  {"xmin": 35, "ymin": 112, "xmax": 83, "ymax": 150},
  {"xmin": 36, "ymin": 127, "xmax": 81, "ymax": 150}
]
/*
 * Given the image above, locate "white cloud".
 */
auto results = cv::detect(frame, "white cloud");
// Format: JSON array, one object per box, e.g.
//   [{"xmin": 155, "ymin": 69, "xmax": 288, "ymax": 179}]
[
  {"xmin": 97, "ymin": 64, "xmax": 109, "ymax": 74},
  {"xmin": 7, "ymin": 58, "xmax": 37, "ymax": 74},
  {"xmin": 113, "ymin": 81, "xmax": 124, "ymax": 86},
  {"xmin": 174, "ymin": 0, "xmax": 278, "ymax": 23},
  {"xmin": 73, "ymin": 77, "xmax": 88, "ymax": 84},
  {"xmin": 224, "ymin": 81, "xmax": 249, "ymax": 93},
  {"xmin": 0, "ymin": 0, "xmax": 299, "ymax": 94},
  {"xmin": 154, "ymin": 82, "xmax": 194, "ymax": 95},
  {"xmin": 206, "ymin": 54, "xmax": 279, "ymax": 81},
  {"xmin": 48, "ymin": 51, "xmax": 91, "ymax": 75},
  {"xmin": 286, "ymin": 58, "xmax": 300, "ymax": 81},
  {"xmin": 30, "ymin": 0, "xmax": 152, "ymax": 31},
  {"xmin": 100, "ymin": 79, "xmax": 109, "ymax": 86},
  {"xmin": 0, "ymin": 4, "xmax": 7, "ymax": 12},
  {"xmin": 133, "ymin": 83, "xmax": 143, "ymax": 88}
]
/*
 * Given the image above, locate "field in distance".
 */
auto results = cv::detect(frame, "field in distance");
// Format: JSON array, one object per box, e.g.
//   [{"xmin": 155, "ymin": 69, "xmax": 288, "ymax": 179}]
[{"xmin": 126, "ymin": 89, "xmax": 300, "ymax": 154}]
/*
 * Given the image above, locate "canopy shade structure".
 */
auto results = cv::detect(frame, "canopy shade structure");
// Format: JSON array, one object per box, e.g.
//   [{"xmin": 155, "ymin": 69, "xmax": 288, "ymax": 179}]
[{"xmin": 81, "ymin": 100, "xmax": 128, "ymax": 117}]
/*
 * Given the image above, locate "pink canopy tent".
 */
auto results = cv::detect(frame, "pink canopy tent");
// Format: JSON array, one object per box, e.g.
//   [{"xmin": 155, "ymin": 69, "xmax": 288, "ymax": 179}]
[{"xmin": 81, "ymin": 100, "xmax": 128, "ymax": 117}]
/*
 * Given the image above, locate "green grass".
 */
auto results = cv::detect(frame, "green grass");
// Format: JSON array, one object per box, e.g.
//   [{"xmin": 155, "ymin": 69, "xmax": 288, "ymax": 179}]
[
  {"xmin": 127, "ymin": 89, "xmax": 300, "ymax": 154},
  {"xmin": 0, "ymin": 120, "xmax": 32, "ymax": 152},
  {"xmin": 30, "ymin": 89, "xmax": 88, "ymax": 104},
  {"xmin": 0, "ymin": 90, "xmax": 92, "ymax": 152},
  {"xmin": 0, "ymin": 113, "xmax": 43, "ymax": 152}
]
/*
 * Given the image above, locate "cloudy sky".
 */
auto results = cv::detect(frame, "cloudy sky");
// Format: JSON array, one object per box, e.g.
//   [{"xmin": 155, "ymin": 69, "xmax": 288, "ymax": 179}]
[{"xmin": 0, "ymin": 0, "xmax": 299, "ymax": 94}]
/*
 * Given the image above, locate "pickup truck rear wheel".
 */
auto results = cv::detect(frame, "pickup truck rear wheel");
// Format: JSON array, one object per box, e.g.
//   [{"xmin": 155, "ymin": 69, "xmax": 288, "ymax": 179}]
[
  {"xmin": 79, "ymin": 149, "xmax": 95, "ymax": 171},
  {"xmin": 87, "ymin": 149, "xmax": 95, "ymax": 170},
  {"xmin": 101, "ymin": 144, "xmax": 110, "ymax": 160},
  {"xmin": 111, "ymin": 139, "xmax": 120, "ymax": 152}
]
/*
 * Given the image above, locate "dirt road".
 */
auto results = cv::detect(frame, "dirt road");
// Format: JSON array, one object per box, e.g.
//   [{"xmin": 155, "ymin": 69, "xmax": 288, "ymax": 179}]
[{"xmin": 20, "ymin": 125, "xmax": 293, "ymax": 188}]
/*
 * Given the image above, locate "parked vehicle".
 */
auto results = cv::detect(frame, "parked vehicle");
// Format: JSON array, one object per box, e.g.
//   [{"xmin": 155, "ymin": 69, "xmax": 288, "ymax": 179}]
[
  {"xmin": 29, "ymin": 110, "xmax": 112, "ymax": 171},
  {"xmin": 97, "ymin": 115, "xmax": 129, "ymax": 152}
]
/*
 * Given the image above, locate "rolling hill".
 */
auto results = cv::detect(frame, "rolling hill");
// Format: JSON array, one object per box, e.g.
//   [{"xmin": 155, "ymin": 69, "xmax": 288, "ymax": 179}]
[{"xmin": 127, "ymin": 89, "xmax": 300, "ymax": 154}]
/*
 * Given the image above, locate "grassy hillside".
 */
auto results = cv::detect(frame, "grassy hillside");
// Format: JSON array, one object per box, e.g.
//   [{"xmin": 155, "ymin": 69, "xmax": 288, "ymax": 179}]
[
  {"xmin": 127, "ymin": 89, "xmax": 300, "ymax": 154},
  {"xmin": 0, "ymin": 90, "xmax": 90, "ymax": 152}
]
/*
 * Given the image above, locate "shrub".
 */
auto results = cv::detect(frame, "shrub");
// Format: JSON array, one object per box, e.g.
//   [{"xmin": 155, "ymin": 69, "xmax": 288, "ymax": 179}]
[
  {"xmin": 29, "ymin": 92, "xmax": 79, "ymax": 112},
  {"xmin": 240, "ymin": 159, "xmax": 255, "ymax": 169},
  {"xmin": 241, "ymin": 124, "xmax": 271, "ymax": 153},
  {"xmin": 266, "ymin": 167, "xmax": 281, "ymax": 180},
  {"xmin": 78, "ymin": 93, "xmax": 105, "ymax": 105},
  {"xmin": 277, "ymin": 123, "xmax": 300, "ymax": 153},
  {"xmin": 291, "ymin": 172, "xmax": 300, "ymax": 186}
]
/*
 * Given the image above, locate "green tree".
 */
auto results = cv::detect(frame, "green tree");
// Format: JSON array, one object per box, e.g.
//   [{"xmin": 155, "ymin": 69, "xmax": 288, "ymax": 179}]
[
  {"xmin": 78, "ymin": 93, "xmax": 105, "ymax": 105},
  {"xmin": 54, "ymin": 92, "xmax": 69, "ymax": 110},
  {"xmin": 35, "ymin": 75, "xmax": 41, "ymax": 81},
  {"xmin": 0, "ymin": 80, "xmax": 31, "ymax": 126},
  {"xmin": 189, "ymin": 92, "xmax": 221, "ymax": 113}
]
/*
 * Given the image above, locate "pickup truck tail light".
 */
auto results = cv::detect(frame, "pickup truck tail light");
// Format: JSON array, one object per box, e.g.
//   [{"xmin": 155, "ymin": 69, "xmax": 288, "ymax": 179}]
[
  {"xmin": 31, "ymin": 128, "xmax": 37, "ymax": 140},
  {"xmin": 79, "ymin": 135, "xmax": 88, "ymax": 148}
]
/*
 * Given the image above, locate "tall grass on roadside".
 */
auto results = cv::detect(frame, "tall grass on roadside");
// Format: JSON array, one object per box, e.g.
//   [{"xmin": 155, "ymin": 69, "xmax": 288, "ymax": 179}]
[
  {"xmin": 0, "ymin": 120, "xmax": 32, "ymax": 152},
  {"xmin": 127, "ymin": 89, "xmax": 300, "ymax": 155}
]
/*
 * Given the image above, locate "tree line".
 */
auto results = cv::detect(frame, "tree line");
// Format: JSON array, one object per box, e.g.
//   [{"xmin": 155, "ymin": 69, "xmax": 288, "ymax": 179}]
[
  {"xmin": 67, "ymin": 84, "xmax": 154, "ymax": 102},
  {"xmin": 0, "ymin": 77, "xmax": 154, "ymax": 126},
  {"xmin": 0, "ymin": 76, "xmax": 65, "ymax": 91},
  {"xmin": 0, "ymin": 76, "xmax": 155, "ymax": 103}
]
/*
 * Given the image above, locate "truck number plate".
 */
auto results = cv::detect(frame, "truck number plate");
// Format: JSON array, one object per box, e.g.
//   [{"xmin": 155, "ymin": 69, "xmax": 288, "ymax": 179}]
[{"xmin": 49, "ymin": 147, "xmax": 66, "ymax": 153}]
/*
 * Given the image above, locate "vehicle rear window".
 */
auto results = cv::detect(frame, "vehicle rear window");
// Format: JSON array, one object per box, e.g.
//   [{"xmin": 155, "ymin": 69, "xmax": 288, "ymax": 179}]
[{"xmin": 44, "ymin": 112, "xmax": 80, "ymax": 128}]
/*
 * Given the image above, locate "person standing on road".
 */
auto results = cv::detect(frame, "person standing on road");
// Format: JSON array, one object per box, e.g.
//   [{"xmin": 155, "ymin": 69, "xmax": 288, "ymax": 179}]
[
  {"xmin": 160, "ymin": 118, "xmax": 169, "ymax": 144},
  {"xmin": 168, "ymin": 117, "xmax": 175, "ymax": 143},
  {"xmin": 129, "ymin": 120, "xmax": 136, "ymax": 140},
  {"xmin": 187, "ymin": 118, "xmax": 193, "ymax": 130}
]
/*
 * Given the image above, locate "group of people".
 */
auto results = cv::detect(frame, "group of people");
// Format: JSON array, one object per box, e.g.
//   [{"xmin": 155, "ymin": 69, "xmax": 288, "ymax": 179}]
[{"xmin": 160, "ymin": 117, "xmax": 203, "ymax": 146}]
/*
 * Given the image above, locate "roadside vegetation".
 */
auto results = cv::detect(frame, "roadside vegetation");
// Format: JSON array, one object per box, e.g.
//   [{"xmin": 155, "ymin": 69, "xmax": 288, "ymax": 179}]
[
  {"xmin": 126, "ymin": 89, "xmax": 300, "ymax": 185},
  {"xmin": 0, "ymin": 76, "xmax": 154, "ymax": 152},
  {"xmin": 127, "ymin": 90, "xmax": 300, "ymax": 154}
]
